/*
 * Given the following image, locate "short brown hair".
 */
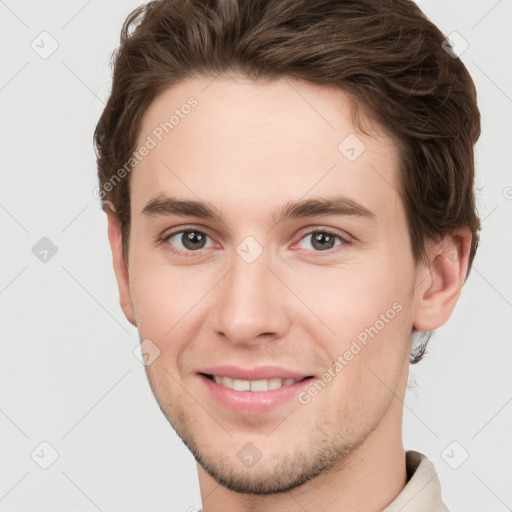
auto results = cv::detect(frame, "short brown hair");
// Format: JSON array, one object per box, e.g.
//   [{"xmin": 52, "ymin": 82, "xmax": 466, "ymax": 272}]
[{"xmin": 94, "ymin": 0, "xmax": 481, "ymax": 362}]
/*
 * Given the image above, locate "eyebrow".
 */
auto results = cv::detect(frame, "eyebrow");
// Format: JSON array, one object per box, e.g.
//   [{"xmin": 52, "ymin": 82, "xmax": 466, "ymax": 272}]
[{"xmin": 142, "ymin": 194, "xmax": 375, "ymax": 226}]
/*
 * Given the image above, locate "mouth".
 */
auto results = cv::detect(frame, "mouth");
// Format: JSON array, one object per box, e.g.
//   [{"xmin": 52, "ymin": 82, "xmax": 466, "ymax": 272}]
[
  {"xmin": 198, "ymin": 372, "xmax": 316, "ymax": 415},
  {"xmin": 200, "ymin": 372, "xmax": 314, "ymax": 392}
]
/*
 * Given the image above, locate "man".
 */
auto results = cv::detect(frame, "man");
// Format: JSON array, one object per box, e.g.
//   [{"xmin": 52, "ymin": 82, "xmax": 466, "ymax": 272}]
[{"xmin": 94, "ymin": 0, "xmax": 480, "ymax": 510}]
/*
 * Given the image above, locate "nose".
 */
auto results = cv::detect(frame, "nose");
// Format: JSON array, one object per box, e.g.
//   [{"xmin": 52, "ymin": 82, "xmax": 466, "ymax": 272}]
[{"xmin": 210, "ymin": 248, "xmax": 290, "ymax": 347}]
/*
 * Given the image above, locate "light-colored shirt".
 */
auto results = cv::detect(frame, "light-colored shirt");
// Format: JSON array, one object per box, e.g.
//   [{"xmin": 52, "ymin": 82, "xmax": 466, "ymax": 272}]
[
  {"xmin": 197, "ymin": 450, "xmax": 449, "ymax": 511},
  {"xmin": 383, "ymin": 450, "xmax": 450, "ymax": 511}
]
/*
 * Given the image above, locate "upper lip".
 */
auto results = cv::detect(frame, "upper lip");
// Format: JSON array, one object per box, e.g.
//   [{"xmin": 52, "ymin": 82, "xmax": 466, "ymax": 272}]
[{"xmin": 198, "ymin": 365, "xmax": 312, "ymax": 381}]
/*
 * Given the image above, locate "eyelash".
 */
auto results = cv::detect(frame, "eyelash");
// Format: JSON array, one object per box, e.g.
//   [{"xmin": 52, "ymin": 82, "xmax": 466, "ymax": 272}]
[{"xmin": 159, "ymin": 226, "xmax": 350, "ymax": 258}]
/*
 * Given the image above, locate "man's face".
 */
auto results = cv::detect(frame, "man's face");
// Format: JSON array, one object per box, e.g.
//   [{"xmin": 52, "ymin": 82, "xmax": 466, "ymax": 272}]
[{"xmin": 121, "ymin": 76, "xmax": 419, "ymax": 493}]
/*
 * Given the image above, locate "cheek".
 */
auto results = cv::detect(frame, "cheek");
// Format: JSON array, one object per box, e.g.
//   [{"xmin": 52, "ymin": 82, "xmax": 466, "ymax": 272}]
[
  {"xmin": 337, "ymin": 273, "xmax": 412, "ymax": 388},
  {"xmin": 315, "ymin": 292, "xmax": 412, "ymax": 430},
  {"xmin": 128, "ymin": 250, "xmax": 214, "ymax": 362},
  {"xmin": 296, "ymin": 248, "xmax": 414, "ymax": 401},
  {"xmin": 301, "ymin": 259, "xmax": 411, "ymax": 339},
  {"xmin": 128, "ymin": 250, "xmax": 180, "ymax": 341}
]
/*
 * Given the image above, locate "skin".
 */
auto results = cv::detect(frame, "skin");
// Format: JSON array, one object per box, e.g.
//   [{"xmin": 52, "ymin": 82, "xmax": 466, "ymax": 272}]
[{"xmin": 106, "ymin": 75, "xmax": 471, "ymax": 512}]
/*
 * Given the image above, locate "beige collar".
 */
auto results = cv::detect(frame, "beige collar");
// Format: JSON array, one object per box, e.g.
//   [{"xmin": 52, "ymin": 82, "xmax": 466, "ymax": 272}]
[{"xmin": 382, "ymin": 450, "xmax": 449, "ymax": 512}]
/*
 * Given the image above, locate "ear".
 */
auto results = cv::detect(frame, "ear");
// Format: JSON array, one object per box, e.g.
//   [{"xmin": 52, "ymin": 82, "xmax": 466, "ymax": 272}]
[
  {"xmin": 105, "ymin": 205, "xmax": 137, "ymax": 327},
  {"xmin": 412, "ymin": 227, "xmax": 472, "ymax": 332}
]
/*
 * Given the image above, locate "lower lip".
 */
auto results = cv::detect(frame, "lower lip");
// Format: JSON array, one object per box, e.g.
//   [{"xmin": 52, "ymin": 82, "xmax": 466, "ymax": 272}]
[{"xmin": 198, "ymin": 374, "xmax": 314, "ymax": 415}]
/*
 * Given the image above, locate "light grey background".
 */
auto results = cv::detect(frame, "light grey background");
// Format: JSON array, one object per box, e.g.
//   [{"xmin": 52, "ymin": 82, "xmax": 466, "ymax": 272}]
[{"xmin": 1, "ymin": 1, "xmax": 511, "ymax": 510}]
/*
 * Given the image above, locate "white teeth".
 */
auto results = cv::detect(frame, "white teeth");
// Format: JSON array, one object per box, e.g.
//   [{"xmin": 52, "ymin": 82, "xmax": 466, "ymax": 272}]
[
  {"xmin": 250, "ymin": 379, "xmax": 269, "ymax": 392},
  {"xmin": 268, "ymin": 378, "xmax": 283, "ymax": 390},
  {"xmin": 233, "ymin": 379, "xmax": 251, "ymax": 391},
  {"xmin": 211, "ymin": 375, "xmax": 301, "ymax": 391}
]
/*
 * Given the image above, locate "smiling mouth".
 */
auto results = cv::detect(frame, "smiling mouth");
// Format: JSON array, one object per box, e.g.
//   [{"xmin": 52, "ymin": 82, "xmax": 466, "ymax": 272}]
[{"xmin": 200, "ymin": 373, "xmax": 314, "ymax": 392}]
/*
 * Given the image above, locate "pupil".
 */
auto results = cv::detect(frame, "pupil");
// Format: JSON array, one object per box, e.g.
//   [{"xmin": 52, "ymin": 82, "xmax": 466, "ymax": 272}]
[
  {"xmin": 184, "ymin": 231, "xmax": 205, "ymax": 250},
  {"xmin": 313, "ymin": 232, "xmax": 335, "ymax": 251}
]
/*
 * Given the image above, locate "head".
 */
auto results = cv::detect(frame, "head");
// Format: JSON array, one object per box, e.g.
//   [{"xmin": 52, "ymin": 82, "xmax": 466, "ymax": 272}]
[{"xmin": 95, "ymin": 0, "xmax": 480, "ymax": 496}]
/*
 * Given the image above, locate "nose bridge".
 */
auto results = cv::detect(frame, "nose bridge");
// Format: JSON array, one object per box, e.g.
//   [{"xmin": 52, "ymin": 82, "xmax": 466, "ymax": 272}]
[{"xmin": 212, "ymin": 242, "xmax": 288, "ymax": 344}]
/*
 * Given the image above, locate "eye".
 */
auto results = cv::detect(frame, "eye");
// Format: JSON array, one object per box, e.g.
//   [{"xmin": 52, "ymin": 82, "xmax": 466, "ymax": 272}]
[
  {"xmin": 160, "ymin": 227, "xmax": 349, "ymax": 258},
  {"xmin": 295, "ymin": 229, "xmax": 346, "ymax": 253},
  {"xmin": 163, "ymin": 228, "xmax": 216, "ymax": 256}
]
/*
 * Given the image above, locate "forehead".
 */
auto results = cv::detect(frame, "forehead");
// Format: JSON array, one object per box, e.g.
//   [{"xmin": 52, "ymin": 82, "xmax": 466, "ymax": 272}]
[{"xmin": 131, "ymin": 76, "xmax": 401, "ymax": 223}]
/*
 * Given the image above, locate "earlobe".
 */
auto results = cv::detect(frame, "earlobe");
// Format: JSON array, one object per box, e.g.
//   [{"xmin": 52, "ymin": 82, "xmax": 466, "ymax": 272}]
[
  {"xmin": 106, "ymin": 206, "xmax": 137, "ymax": 327},
  {"xmin": 412, "ymin": 228, "xmax": 471, "ymax": 332}
]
